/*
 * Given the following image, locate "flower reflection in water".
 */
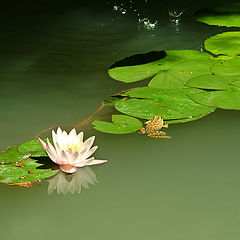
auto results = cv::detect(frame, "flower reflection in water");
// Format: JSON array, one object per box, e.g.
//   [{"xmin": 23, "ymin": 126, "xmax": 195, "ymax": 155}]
[{"xmin": 47, "ymin": 166, "xmax": 98, "ymax": 195}]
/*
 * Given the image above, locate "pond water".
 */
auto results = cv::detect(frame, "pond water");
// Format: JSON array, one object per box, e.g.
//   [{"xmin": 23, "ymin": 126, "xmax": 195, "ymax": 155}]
[{"xmin": 1, "ymin": 0, "xmax": 240, "ymax": 239}]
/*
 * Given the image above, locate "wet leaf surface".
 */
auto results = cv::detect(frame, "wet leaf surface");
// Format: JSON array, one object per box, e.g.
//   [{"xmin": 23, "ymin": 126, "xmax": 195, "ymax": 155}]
[
  {"xmin": 0, "ymin": 146, "xmax": 30, "ymax": 164},
  {"xmin": 0, "ymin": 158, "xmax": 58, "ymax": 184},
  {"xmin": 114, "ymin": 87, "xmax": 215, "ymax": 120},
  {"xmin": 189, "ymin": 87, "xmax": 240, "ymax": 110},
  {"xmin": 212, "ymin": 57, "xmax": 240, "ymax": 76},
  {"xmin": 109, "ymin": 50, "xmax": 213, "ymax": 86},
  {"xmin": 92, "ymin": 115, "xmax": 143, "ymax": 134},
  {"xmin": 18, "ymin": 139, "xmax": 50, "ymax": 157},
  {"xmin": 185, "ymin": 74, "xmax": 240, "ymax": 90}
]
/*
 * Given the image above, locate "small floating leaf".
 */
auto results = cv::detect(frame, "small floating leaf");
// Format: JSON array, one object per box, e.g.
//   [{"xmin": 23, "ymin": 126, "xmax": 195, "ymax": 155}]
[
  {"xmin": 0, "ymin": 146, "xmax": 30, "ymax": 164},
  {"xmin": 0, "ymin": 158, "xmax": 58, "ymax": 184},
  {"xmin": 204, "ymin": 32, "xmax": 240, "ymax": 56},
  {"xmin": 115, "ymin": 87, "xmax": 215, "ymax": 120},
  {"xmin": 189, "ymin": 87, "xmax": 240, "ymax": 110},
  {"xmin": 92, "ymin": 115, "xmax": 143, "ymax": 134}
]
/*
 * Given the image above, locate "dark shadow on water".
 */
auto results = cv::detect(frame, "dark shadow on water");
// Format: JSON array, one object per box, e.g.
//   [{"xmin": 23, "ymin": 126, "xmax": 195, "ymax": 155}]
[
  {"xmin": 109, "ymin": 51, "xmax": 166, "ymax": 69},
  {"xmin": 32, "ymin": 157, "xmax": 59, "ymax": 170}
]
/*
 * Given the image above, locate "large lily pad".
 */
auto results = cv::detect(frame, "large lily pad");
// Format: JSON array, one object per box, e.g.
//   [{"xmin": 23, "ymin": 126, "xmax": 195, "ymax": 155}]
[
  {"xmin": 148, "ymin": 53, "xmax": 214, "ymax": 89},
  {"xmin": 18, "ymin": 138, "xmax": 50, "ymax": 157},
  {"xmin": 0, "ymin": 146, "xmax": 30, "ymax": 164},
  {"xmin": 204, "ymin": 32, "xmax": 240, "ymax": 56},
  {"xmin": 0, "ymin": 158, "xmax": 58, "ymax": 184},
  {"xmin": 109, "ymin": 50, "xmax": 213, "ymax": 87},
  {"xmin": 195, "ymin": 3, "xmax": 240, "ymax": 27},
  {"xmin": 92, "ymin": 115, "xmax": 142, "ymax": 134},
  {"xmin": 185, "ymin": 74, "xmax": 240, "ymax": 90},
  {"xmin": 189, "ymin": 87, "xmax": 240, "ymax": 110},
  {"xmin": 212, "ymin": 57, "xmax": 240, "ymax": 76},
  {"xmin": 114, "ymin": 87, "xmax": 215, "ymax": 120}
]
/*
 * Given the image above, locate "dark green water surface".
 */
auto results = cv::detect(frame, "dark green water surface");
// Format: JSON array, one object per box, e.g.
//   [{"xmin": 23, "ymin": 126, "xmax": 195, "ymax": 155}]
[{"xmin": 1, "ymin": 1, "xmax": 240, "ymax": 239}]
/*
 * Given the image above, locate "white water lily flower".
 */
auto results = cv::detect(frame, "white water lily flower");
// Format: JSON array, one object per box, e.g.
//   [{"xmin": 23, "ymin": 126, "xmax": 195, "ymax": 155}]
[{"xmin": 38, "ymin": 127, "xmax": 107, "ymax": 174}]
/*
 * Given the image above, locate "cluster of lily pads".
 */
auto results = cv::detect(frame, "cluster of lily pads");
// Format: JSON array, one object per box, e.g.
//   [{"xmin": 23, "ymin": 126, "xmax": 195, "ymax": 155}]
[
  {"xmin": 92, "ymin": 2, "xmax": 240, "ymax": 134},
  {"xmin": 0, "ymin": 139, "xmax": 58, "ymax": 185},
  {"xmin": 1, "ymin": 3, "xmax": 240, "ymax": 187}
]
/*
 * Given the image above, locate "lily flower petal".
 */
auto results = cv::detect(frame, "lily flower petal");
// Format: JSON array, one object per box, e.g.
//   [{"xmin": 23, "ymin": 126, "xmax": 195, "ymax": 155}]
[
  {"xmin": 38, "ymin": 128, "xmax": 107, "ymax": 174},
  {"xmin": 88, "ymin": 159, "xmax": 108, "ymax": 166}
]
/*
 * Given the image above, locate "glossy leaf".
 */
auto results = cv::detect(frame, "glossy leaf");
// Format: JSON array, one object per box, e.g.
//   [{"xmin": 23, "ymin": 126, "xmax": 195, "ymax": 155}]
[
  {"xmin": 0, "ymin": 146, "xmax": 30, "ymax": 164},
  {"xmin": 204, "ymin": 32, "xmax": 240, "ymax": 56},
  {"xmin": 185, "ymin": 74, "xmax": 240, "ymax": 90},
  {"xmin": 212, "ymin": 57, "xmax": 240, "ymax": 76},
  {"xmin": 115, "ymin": 87, "xmax": 215, "ymax": 120},
  {"xmin": 18, "ymin": 138, "xmax": 52, "ymax": 157},
  {"xmin": 0, "ymin": 158, "xmax": 59, "ymax": 184},
  {"xmin": 165, "ymin": 112, "xmax": 212, "ymax": 124},
  {"xmin": 149, "ymin": 54, "xmax": 214, "ymax": 89},
  {"xmin": 109, "ymin": 50, "xmax": 213, "ymax": 86},
  {"xmin": 92, "ymin": 115, "xmax": 143, "ymax": 134},
  {"xmin": 189, "ymin": 87, "xmax": 240, "ymax": 110}
]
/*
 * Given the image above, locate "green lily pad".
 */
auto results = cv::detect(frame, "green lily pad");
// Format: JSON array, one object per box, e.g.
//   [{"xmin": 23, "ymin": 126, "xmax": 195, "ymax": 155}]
[
  {"xmin": 231, "ymin": 80, "xmax": 240, "ymax": 88},
  {"xmin": 189, "ymin": 87, "xmax": 240, "ymax": 110},
  {"xmin": 149, "ymin": 54, "xmax": 214, "ymax": 89},
  {"xmin": 0, "ymin": 158, "xmax": 58, "ymax": 184},
  {"xmin": 114, "ymin": 87, "xmax": 215, "ymax": 120},
  {"xmin": 204, "ymin": 32, "xmax": 240, "ymax": 56},
  {"xmin": 195, "ymin": 3, "xmax": 240, "ymax": 27},
  {"xmin": 92, "ymin": 115, "xmax": 143, "ymax": 134},
  {"xmin": 18, "ymin": 138, "xmax": 52, "ymax": 157},
  {"xmin": 185, "ymin": 74, "xmax": 240, "ymax": 90},
  {"xmin": 109, "ymin": 50, "xmax": 213, "ymax": 86},
  {"xmin": 165, "ymin": 112, "xmax": 212, "ymax": 124},
  {"xmin": 0, "ymin": 146, "xmax": 30, "ymax": 164},
  {"xmin": 212, "ymin": 57, "xmax": 240, "ymax": 76}
]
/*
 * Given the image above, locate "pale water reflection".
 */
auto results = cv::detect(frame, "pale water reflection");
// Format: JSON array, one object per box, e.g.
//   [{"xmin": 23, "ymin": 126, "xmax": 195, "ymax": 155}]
[{"xmin": 47, "ymin": 166, "xmax": 98, "ymax": 195}]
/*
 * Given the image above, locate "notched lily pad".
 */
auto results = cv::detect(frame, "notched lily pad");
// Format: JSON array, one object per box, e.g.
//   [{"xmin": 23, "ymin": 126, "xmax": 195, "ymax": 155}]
[
  {"xmin": 0, "ymin": 146, "xmax": 30, "ymax": 164},
  {"xmin": 189, "ymin": 87, "xmax": 240, "ymax": 110},
  {"xmin": 109, "ymin": 50, "xmax": 213, "ymax": 86},
  {"xmin": 115, "ymin": 87, "xmax": 215, "ymax": 120},
  {"xmin": 92, "ymin": 115, "xmax": 142, "ymax": 134},
  {"xmin": 185, "ymin": 74, "xmax": 240, "ymax": 90},
  {"xmin": 0, "ymin": 158, "xmax": 59, "ymax": 184},
  {"xmin": 18, "ymin": 138, "xmax": 52, "ymax": 157}
]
